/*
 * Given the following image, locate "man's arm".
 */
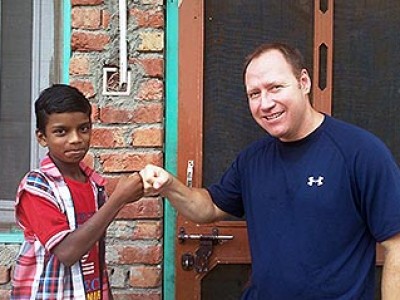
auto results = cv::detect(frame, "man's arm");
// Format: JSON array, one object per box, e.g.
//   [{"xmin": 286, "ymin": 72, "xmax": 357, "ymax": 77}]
[
  {"xmin": 140, "ymin": 164, "xmax": 229, "ymax": 223},
  {"xmin": 53, "ymin": 173, "xmax": 143, "ymax": 266},
  {"xmin": 380, "ymin": 232, "xmax": 400, "ymax": 299}
]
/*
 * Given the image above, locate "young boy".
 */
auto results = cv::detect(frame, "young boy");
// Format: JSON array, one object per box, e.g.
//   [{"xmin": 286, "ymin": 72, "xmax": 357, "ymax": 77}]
[{"xmin": 11, "ymin": 84, "xmax": 143, "ymax": 300}]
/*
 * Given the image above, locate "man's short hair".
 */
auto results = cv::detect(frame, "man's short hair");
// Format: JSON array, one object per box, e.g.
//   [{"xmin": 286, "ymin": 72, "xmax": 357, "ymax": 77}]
[{"xmin": 243, "ymin": 42, "xmax": 307, "ymax": 81}]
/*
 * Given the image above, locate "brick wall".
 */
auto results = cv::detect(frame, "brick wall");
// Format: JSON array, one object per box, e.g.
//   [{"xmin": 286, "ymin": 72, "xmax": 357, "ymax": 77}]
[
  {"xmin": 71, "ymin": 0, "xmax": 165, "ymax": 298},
  {"xmin": 0, "ymin": 245, "xmax": 19, "ymax": 299},
  {"xmin": 0, "ymin": 0, "xmax": 165, "ymax": 299}
]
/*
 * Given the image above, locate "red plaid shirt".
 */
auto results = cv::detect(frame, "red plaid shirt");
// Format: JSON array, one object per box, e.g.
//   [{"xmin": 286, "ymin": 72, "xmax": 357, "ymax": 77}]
[{"xmin": 11, "ymin": 155, "xmax": 111, "ymax": 300}]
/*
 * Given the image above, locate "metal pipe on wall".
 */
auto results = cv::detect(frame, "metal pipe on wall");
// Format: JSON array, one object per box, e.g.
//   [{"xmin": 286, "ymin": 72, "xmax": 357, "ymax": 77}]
[{"xmin": 119, "ymin": 0, "xmax": 128, "ymax": 87}]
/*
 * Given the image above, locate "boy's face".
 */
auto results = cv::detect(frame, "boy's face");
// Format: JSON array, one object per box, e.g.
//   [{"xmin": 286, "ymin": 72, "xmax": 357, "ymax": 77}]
[{"xmin": 36, "ymin": 111, "xmax": 92, "ymax": 166}]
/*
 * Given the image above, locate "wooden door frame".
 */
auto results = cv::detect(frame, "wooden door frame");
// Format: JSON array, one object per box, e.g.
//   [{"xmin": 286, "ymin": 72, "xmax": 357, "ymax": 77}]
[
  {"xmin": 177, "ymin": 1, "xmax": 250, "ymax": 298},
  {"xmin": 313, "ymin": 0, "xmax": 333, "ymax": 114},
  {"xmin": 177, "ymin": 0, "xmax": 204, "ymax": 186}
]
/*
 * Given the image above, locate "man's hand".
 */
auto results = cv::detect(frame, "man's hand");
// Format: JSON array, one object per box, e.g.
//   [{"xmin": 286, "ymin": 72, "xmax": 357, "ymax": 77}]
[{"xmin": 140, "ymin": 164, "xmax": 173, "ymax": 196}]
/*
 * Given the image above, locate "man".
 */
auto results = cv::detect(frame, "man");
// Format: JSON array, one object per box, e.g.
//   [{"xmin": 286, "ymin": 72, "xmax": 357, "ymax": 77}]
[{"xmin": 141, "ymin": 43, "xmax": 400, "ymax": 299}]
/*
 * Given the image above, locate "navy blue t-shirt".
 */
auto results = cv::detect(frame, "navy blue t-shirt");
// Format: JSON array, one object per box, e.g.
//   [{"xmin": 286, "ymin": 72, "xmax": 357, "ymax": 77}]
[{"xmin": 207, "ymin": 115, "xmax": 400, "ymax": 299}]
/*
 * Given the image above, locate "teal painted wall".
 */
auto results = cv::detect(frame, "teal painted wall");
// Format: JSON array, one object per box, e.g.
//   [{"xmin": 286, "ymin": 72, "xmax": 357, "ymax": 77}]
[{"xmin": 164, "ymin": 1, "xmax": 179, "ymax": 299}]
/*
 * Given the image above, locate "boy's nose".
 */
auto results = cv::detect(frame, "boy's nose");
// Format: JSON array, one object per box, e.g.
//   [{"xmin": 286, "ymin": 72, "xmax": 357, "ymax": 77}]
[{"xmin": 69, "ymin": 131, "xmax": 83, "ymax": 143}]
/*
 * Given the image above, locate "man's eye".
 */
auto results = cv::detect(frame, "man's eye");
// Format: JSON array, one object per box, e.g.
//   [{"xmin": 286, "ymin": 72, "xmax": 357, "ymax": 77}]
[
  {"xmin": 271, "ymin": 85, "xmax": 283, "ymax": 91},
  {"xmin": 248, "ymin": 91, "xmax": 260, "ymax": 100}
]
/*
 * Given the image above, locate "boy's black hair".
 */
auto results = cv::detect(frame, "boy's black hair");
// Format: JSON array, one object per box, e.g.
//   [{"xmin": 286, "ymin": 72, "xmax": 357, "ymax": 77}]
[{"xmin": 35, "ymin": 84, "xmax": 92, "ymax": 133}]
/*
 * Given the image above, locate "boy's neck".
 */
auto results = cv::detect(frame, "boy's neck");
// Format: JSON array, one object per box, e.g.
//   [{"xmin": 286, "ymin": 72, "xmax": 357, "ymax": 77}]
[
  {"xmin": 63, "ymin": 170, "xmax": 88, "ymax": 183},
  {"xmin": 49, "ymin": 155, "xmax": 87, "ymax": 182}
]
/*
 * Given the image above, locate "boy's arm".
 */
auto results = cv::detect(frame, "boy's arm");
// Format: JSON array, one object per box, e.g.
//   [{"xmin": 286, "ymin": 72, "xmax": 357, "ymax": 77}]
[{"xmin": 52, "ymin": 173, "xmax": 143, "ymax": 266}]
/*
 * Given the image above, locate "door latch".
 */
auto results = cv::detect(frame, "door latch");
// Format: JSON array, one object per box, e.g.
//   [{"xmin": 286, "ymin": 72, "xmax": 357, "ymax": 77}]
[
  {"xmin": 186, "ymin": 160, "xmax": 194, "ymax": 187},
  {"xmin": 181, "ymin": 252, "xmax": 194, "ymax": 271},
  {"xmin": 178, "ymin": 227, "xmax": 233, "ymax": 273}
]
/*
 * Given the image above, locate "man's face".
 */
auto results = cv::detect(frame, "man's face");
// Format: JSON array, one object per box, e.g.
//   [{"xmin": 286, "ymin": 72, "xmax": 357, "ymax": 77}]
[
  {"xmin": 244, "ymin": 50, "xmax": 312, "ymax": 142},
  {"xmin": 36, "ymin": 111, "xmax": 92, "ymax": 167}
]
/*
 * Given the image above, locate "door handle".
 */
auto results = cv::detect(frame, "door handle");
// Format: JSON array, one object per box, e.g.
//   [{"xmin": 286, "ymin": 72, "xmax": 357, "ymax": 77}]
[{"xmin": 178, "ymin": 227, "xmax": 233, "ymax": 273}]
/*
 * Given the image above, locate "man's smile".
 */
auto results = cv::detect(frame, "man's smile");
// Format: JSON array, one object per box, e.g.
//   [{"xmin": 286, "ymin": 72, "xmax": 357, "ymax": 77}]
[{"xmin": 265, "ymin": 111, "xmax": 284, "ymax": 120}]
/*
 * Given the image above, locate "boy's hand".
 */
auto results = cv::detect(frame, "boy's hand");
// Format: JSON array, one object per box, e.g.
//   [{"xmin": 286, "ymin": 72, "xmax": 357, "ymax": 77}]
[
  {"xmin": 112, "ymin": 173, "xmax": 144, "ymax": 204},
  {"xmin": 140, "ymin": 164, "xmax": 173, "ymax": 196}
]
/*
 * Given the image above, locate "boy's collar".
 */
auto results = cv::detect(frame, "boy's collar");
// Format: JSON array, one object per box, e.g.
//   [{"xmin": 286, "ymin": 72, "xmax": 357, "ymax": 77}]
[{"xmin": 39, "ymin": 154, "xmax": 106, "ymax": 186}]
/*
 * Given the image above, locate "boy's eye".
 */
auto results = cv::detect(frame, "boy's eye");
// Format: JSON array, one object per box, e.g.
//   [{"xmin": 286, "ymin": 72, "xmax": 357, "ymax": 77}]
[
  {"xmin": 80, "ymin": 124, "xmax": 91, "ymax": 133},
  {"xmin": 53, "ymin": 128, "xmax": 66, "ymax": 135}
]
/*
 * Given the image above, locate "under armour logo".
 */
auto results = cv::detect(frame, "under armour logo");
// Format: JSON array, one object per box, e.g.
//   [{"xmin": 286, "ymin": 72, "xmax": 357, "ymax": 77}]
[{"xmin": 307, "ymin": 176, "xmax": 324, "ymax": 187}]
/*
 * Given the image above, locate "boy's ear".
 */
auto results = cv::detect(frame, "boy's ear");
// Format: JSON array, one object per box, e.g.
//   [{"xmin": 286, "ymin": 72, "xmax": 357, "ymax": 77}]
[{"xmin": 36, "ymin": 129, "xmax": 48, "ymax": 147}]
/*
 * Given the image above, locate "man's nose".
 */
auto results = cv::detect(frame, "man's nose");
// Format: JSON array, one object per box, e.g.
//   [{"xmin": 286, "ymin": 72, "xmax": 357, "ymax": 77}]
[{"xmin": 260, "ymin": 92, "xmax": 275, "ymax": 109}]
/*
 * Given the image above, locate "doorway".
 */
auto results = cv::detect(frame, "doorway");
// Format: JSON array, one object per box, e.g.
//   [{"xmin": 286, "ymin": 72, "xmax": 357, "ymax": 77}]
[{"xmin": 175, "ymin": 1, "xmax": 399, "ymax": 299}]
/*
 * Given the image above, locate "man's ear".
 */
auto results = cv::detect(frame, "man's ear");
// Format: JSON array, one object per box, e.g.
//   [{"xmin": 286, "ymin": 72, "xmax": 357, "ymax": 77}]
[
  {"xmin": 36, "ymin": 129, "xmax": 48, "ymax": 147},
  {"xmin": 299, "ymin": 69, "xmax": 311, "ymax": 94}
]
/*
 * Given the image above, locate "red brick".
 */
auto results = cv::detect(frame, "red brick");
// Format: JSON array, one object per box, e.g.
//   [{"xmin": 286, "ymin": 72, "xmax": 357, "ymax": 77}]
[
  {"xmin": 142, "ymin": 0, "xmax": 163, "ymax": 5},
  {"xmin": 129, "ymin": 266, "xmax": 162, "ymax": 288},
  {"xmin": 72, "ymin": 0, "xmax": 103, "ymax": 5},
  {"xmin": 69, "ymin": 56, "xmax": 90, "ymax": 75},
  {"xmin": 72, "ymin": 7, "xmax": 102, "ymax": 30},
  {"xmin": 70, "ymin": 80, "xmax": 96, "ymax": 98},
  {"xmin": 99, "ymin": 152, "xmax": 162, "ymax": 173},
  {"xmin": 102, "ymin": 9, "xmax": 111, "ymax": 29},
  {"xmin": 132, "ymin": 221, "xmax": 162, "ymax": 240},
  {"xmin": 91, "ymin": 104, "xmax": 100, "ymax": 122},
  {"xmin": 116, "ymin": 198, "xmax": 162, "ymax": 219},
  {"xmin": 130, "ymin": 58, "xmax": 164, "ymax": 78},
  {"xmin": 104, "ymin": 176, "xmax": 120, "ymax": 195},
  {"xmin": 0, "ymin": 289, "xmax": 11, "ymax": 300},
  {"xmin": 71, "ymin": 32, "xmax": 110, "ymax": 52},
  {"xmin": 99, "ymin": 107, "xmax": 136, "ymax": 124},
  {"xmin": 133, "ymin": 104, "xmax": 163, "ymax": 124},
  {"xmin": 83, "ymin": 152, "xmax": 95, "ymax": 169},
  {"xmin": 0, "ymin": 266, "xmax": 10, "ymax": 284},
  {"xmin": 91, "ymin": 127, "xmax": 127, "ymax": 148},
  {"xmin": 132, "ymin": 127, "xmax": 163, "ymax": 147},
  {"xmin": 129, "ymin": 8, "xmax": 164, "ymax": 29},
  {"xmin": 137, "ymin": 79, "xmax": 163, "ymax": 101},
  {"xmin": 116, "ymin": 245, "xmax": 162, "ymax": 264},
  {"xmin": 113, "ymin": 291, "xmax": 161, "ymax": 300}
]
